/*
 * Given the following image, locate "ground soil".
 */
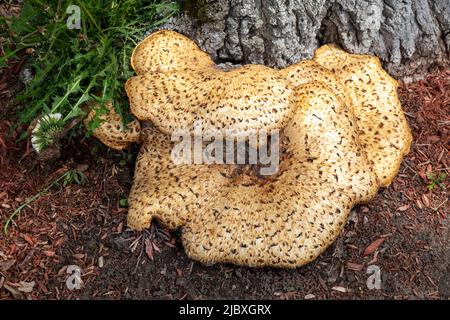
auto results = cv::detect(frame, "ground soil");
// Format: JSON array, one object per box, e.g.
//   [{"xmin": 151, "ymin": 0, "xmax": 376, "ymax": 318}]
[{"xmin": 0, "ymin": 57, "xmax": 448, "ymax": 299}]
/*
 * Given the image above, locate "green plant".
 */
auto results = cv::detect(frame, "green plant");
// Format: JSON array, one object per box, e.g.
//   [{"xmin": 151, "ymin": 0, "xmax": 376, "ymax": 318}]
[
  {"xmin": 1, "ymin": 0, "xmax": 178, "ymax": 142},
  {"xmin": 63, "ymin": 169, "xmax": 87, "ymax": 186},
  {"xmin": 426, "ymin": 172, "xmax": 447, "ymax": 191},
  {"xmin": 3, "ymin": 169, "xmax": 89, "ymax": 234},
  {"xmin": 119, "ymin": 198, "xmax": 128, "ymax": 207},
  {"xmin": 119, "ymin": 152, "xmax": 133, "ymax": 166}
]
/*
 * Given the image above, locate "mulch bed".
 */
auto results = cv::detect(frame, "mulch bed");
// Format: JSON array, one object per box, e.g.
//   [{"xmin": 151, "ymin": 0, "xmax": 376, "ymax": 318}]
[{"xmin": 0, "ymin": 66, "xmax": 448, "ymax": 300}]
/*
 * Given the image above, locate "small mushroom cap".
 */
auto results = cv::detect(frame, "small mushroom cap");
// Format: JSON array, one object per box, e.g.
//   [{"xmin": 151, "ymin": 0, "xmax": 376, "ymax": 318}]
[
  {"xmin": 313, "ymin": 44, "xmax": 412, "ymax": 186},
  {"xmin": 83, "ymin": 101, "xmax": 141, "ymax": 150},
  {"xmin": 127, "ymin": 83, "xmax": 379, "ymax": 268},
  {"xmin": 131, "ymin": 30, "xmax": 215, "ymax": 74},
  {"xmin": 125, "ymin": 64, "xmax": 295, "ymax": 139}
]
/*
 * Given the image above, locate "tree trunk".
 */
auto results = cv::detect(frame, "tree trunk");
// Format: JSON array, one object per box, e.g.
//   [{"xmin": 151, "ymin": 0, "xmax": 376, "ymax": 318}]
[{"xmin": 164, "ymin": 0, "xmax": 449, "ymax": 81}]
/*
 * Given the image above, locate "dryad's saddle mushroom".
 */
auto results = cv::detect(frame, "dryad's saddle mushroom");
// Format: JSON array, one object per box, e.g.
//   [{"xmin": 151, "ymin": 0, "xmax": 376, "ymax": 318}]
[{"xmin": 85, "ymin": 30, "xmax": 412, "ymax": 268}]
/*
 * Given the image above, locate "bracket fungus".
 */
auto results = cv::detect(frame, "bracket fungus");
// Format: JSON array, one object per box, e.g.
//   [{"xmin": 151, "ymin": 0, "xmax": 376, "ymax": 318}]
[{"xmin": 85, "ymin": 30, "xmax": 412, "ymax": 268}]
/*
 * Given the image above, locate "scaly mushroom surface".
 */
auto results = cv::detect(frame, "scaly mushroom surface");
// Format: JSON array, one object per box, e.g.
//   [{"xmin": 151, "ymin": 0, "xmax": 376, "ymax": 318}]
[
  {"xmin": 85, "ymin": 30, "xmax": 412, "ymax": 268},
  {"xmin": 313, "ymin": 45, "xmax": 412, "ymax": 186}
]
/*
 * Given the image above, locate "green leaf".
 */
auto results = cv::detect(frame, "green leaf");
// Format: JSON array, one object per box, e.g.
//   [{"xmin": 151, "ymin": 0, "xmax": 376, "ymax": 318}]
[
  {"xmin": 10, "ymin": 2, "xmax": 36, "ymax": 33},
  {"xmin": 119, "ymin": 198, "xmax": 128, "ymax": 207},
  {"xmin": 3, "ymin": 0, "xmax": 178, "ymax": 139}
]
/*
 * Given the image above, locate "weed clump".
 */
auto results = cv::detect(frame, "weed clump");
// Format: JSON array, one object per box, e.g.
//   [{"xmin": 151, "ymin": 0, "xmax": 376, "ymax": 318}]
[{"xmin": 0, "ymin": 0, "xmax": 178, "ymax": 145}]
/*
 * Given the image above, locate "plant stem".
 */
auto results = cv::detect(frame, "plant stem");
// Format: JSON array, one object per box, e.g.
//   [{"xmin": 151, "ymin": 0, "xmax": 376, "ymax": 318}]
[
  {"xmin": 50, "ymin": 77, "xmax": 82, "ymax": 113},
  {"xmin": 3, "ymin": 171, "xmax": 71, "ymax": 234}
]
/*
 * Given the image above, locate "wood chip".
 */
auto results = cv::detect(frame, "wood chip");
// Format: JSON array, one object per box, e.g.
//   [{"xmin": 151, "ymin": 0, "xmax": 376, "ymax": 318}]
[
  {"xmin": 422, "ymin": 194, "xmax": 430, "ymax": 207},
  {"xmin": 152, "ymin": 242, "xmax": 161, "ymax": 253},
  {"xmin": 346, "ymin": 262, "xmax": 364, "ymax": 271},
  {"xmin": 0, "ymin": 259, "xmax": 16, "ymax": 272},
  {"xmin": 364, "ymin": 238, "xmax": 385, "ymax": 256},
  {"xmin": 332, "ymin": 286, "xmax": 348, "ymax": 293},
  {"xmin": 17, "ymin": 281, "xmax": 35, "ymax": 293},
  {"xmin": 21, "ymin": 234, "xmax": 35, "ymax": 246},
  {"xmin": 116, "ymin": 222, "xmax": 123, "ymax": 233},
  {"xmin": 43, "ymin": 250, "xmax": 55, "ymax": 257}
]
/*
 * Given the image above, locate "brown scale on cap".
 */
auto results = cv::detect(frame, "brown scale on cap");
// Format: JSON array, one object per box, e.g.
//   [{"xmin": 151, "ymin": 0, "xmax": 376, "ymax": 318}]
[
  {"xmin": 314, "ymin": 44, "xmax": 413, "ymax": 186},
  {"xmin": 127, "ymin": 83, "xmax": 378, "ymax": 268},
  {"xmin": 128, "ymin": 30, "xmax": 295, "ymax": 140},
  {"xmin": 125, "ymin": 65, "xmax": 295, "ymax": 139},
  {"xmin": 84, "ymin": 30, "xmax": 412, "ymax": 268},
  {"xmin": 280, "ymin": 60, "xmax": 352, "ymax": 107},
  {"xmin": 183, "ymin": 83, "xmax": 379, "ymax": 268},
  {"xmin": 131, "ymin": 30, "xmax": 215, "ymax": 74}
]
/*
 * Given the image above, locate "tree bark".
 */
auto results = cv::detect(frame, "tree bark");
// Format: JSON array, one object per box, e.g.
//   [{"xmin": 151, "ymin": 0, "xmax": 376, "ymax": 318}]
[{"xmin": 164, "ymin": 0, "xmax": 449, "ymax": 81}]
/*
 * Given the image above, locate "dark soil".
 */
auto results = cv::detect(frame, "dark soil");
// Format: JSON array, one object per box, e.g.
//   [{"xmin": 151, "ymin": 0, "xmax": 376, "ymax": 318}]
[{"xmin": 0, "ymin": 62, "xmax": 448, "ymax": 299}]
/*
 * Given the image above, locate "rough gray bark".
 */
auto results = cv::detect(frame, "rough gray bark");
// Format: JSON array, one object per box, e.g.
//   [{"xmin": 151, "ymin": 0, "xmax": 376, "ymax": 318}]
[{"xmin": 163, "ymin": 0, "xmax": 449, "ymax": 81}]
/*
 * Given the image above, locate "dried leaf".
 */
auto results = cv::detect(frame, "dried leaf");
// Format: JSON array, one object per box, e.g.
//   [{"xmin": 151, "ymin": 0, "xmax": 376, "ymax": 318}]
[
  {"xmin": 165, "ymin": 241, "xmax": 176, "ymax": 248},
  {"xmin": 418, "ymin": 170, "xmax": 427, "ymax": 181},
  {"xmin": 422, "ymin": 194, "xmax": 430, "ymax": 207},
  {"xmin": 416, "ymin": 199, "xmax": 423, "ymax": 209},
  {"xmin": 145, "ymin": 238, "xmax": 153, "ymax": 260},
  {"xmin": 364, "ymin": 238, "xmax": 385, "ymax": 256},
  {"xmin": 152, "ymin": 242, "xmax": 161, "ymax": 253},
  {"xmin": 3, "ymin": 283, "xmax": 22, "ymax": 298}
]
